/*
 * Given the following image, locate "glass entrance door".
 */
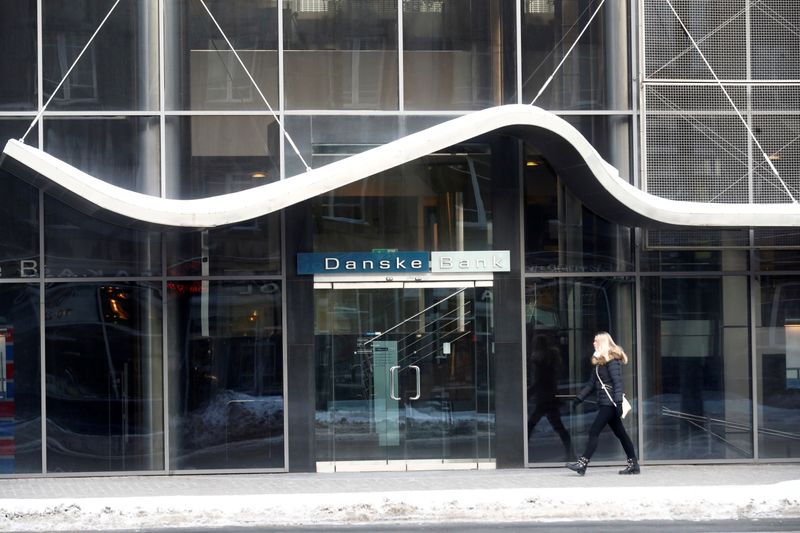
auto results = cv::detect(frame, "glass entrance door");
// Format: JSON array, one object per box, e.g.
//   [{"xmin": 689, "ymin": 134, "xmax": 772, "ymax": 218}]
[{"xmin": 314, "ymin": 283, "xmax": 494, "ymax": 471}]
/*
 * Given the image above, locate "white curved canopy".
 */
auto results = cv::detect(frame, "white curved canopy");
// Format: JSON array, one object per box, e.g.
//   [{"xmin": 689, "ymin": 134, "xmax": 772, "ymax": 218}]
[{"xmin": 2, "ymin": 104, "xmax": 800, "ymax": 228}]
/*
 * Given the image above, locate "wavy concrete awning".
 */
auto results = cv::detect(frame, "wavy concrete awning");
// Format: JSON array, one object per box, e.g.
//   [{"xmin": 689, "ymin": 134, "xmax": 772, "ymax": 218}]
[{"xmin": 2, "ymin": 104, "xmax": 800, "ymax": 229}]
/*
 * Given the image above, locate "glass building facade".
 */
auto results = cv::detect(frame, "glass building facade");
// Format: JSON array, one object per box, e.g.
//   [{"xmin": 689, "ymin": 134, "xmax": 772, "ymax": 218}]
[{"xmin": 0, "ymin": 0, "xmax": 797, "ymax": 476}]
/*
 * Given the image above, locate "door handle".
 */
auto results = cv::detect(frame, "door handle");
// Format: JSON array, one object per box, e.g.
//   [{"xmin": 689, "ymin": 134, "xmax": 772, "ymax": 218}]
[
  {"xmin": 389, "ymin": 365, "xmax": 400, "ymax": 400},
  {"xmin": 409, "ymin": 365, "xmax": 421, "ymax": 400}
]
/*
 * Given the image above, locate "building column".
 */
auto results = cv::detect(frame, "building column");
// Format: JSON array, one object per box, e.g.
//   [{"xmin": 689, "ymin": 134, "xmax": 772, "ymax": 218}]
[
  {"xmin": 284, "ymin": 200, "xmax": 316, "ymax": 472},
  {"xmin": 491, "ymin": 135, "xmax": 525, "ymax": 468}
]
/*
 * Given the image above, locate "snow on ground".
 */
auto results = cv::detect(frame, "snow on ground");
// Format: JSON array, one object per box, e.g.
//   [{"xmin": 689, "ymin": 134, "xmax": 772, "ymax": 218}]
[{"xmin": 1, "ymin": 481, "xmax": 799, "ymax": 531}]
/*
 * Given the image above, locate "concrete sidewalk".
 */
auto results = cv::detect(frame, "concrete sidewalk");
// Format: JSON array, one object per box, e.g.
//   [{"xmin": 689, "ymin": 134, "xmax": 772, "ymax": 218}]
[{"xmin": 1, "ymin": 464, "xmax": 799, "ymax": 531}]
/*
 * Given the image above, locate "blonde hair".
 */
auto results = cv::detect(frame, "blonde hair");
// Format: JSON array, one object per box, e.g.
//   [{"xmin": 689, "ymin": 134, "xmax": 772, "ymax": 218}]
[{"xmin": 592, "ymin": 331, "xmax": 628, "ymax": 365}]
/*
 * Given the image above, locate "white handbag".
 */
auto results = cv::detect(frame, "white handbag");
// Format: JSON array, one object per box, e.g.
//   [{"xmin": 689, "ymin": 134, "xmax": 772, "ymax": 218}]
[{"xmin": 596, "ymin": 365, "xmax": 632, "ymax": 419}]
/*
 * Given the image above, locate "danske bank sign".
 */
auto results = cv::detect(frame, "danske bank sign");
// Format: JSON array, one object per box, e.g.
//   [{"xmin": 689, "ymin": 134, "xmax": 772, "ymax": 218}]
[{"xmin": 297, "ymin": 250, "xmax": 510, "ymax": 275}]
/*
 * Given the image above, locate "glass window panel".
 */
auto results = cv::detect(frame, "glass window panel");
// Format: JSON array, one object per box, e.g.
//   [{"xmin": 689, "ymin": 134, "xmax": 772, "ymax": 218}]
[
  {"xmin": 164, "ymin": 116, "xmax": 280, "ymax": 199},
  {"xmin": 521, "ymin": 0, "xmax": 629, "ymax": 110},
  {"xmin": 525, "ymin": 277, "xmax": 636, "ymax": 464},
  {"xmin": 641, "ymin": 246, "xmax": 749, "ymax": 273},
  {"xmin": 755, "ymin": 276, "xmax": 800, "ymax": 459},
  {"xmin": 165, "ymin": 0, "xmax": 279, "ymax": 111},
  {"xmin": 312, "ymin": 147, "xmax": 493, "ymax": 253},
  {"xmin": 403, "ymin": 0, "xmax": 513, "ymax": 110},
  {"xmin": 44, "ymin": 197, "xmax": 162, "ymax": 278},
  {"xmin": 44, "ymin": 116, "xmax": 161, "ymax": 195},
  {"xmin": 0, "ymin": 120, "xmax": 39, "ymax": 280},
  {"xmin": 561, "ymin": 115, "xmax": 632, "ymax": 178},
  {"xmin": 45, "ymin": 282, "xmax": 163, "ymax": 472},
  {"xmin": 0, "ymin": 0, "xmax": 37, "ymax": 110},
  {"xmin": 165, "ymin": 217, "xmax": 281, "ymax": 277},
  {"xmin": 757, "ymin": 249, "xmax": 800, "ymax": 272},
  {"xmin": 284, "ymin": 0, "xmax": 398, "ymax": 110},
  {"xmin": 524, "ymin": 144, "xmax": 633, "ymax": 273},
  {"xmin": 42, "ymin": 0, "xmax": 158, "ymax": 111},
  {"xmin": 284, "ymin": 115, "xmax": 403, "ymax": 177},
  {"xmin": 0, "ymin": 284, "xmax": 42, "ymax": 474},
  {"xmin": 168, "ymin": 281, "xmax": 284, "ymax": 470},
  {"xmin": 641, "ymin": 276, "xmax": 752, "ymax": 461}
]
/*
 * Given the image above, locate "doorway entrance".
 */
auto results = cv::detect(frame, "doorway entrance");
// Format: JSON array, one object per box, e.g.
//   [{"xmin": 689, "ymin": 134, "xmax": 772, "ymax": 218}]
[{"xmin": 314, "ymin": 281, "xmax": 494, "ymax": 471}]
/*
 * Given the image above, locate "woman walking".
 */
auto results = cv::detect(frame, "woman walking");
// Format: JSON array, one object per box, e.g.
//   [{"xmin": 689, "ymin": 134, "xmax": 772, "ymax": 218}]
[{"xmin": 566, "ymin": 332, "xmax": 639, "ymax": 475}]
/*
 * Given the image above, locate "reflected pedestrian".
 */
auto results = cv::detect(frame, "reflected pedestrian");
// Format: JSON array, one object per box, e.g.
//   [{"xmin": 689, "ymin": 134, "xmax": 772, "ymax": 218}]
[
  {"xmin": 527, "ymin": 335, "xmax": 574, "ymax": 461},
  {"xmin": 566, "ymin": 332, "xmax": 639, "ymax": 475}
]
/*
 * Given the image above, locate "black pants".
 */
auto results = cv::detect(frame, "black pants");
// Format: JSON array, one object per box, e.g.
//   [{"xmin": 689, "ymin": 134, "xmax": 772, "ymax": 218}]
[{"xmin": 582, "ymin": 405, "xmax": 637, "ymax": 460}]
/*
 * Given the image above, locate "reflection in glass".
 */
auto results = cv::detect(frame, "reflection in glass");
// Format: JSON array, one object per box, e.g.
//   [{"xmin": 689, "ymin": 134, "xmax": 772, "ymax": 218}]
[
  {"xmin": 165, "ymin": 217, "xmax": 281, "ymax": 277},
  {"xmin": 44, "ymin": 197, "xmax": 161, "ymax": 279},
  {"xmin": 403, "ymin": 0, "xmax": 513, "ymax": 110},
  {"xmin": 755, "ymin": 276, "xmax": 800, "ymax": 459},
  {"xmin": 165, "ymin": 0, "xmax": 279, "ymax": 111},
  {"xmin": 164, "ymin": 116, "xmax": 280, "ymax": 199},
  {"xmin": 0, "ymin": 0, "xmax": 37, "ymax": 110},
  {"xmin": 42, "ymin": 0, "xmax": 158, "ymax": 110},
  {"xmin": 521, "ymin": 0, "xmax": 629, "ymax": 110},
  {"xmin": 0, "ymin": 170, "xmax": 38, "ymax": 279},
  {"xmin": 525, "ymin": 277, "xmax": 635, "ymax": 464},
  {"xmin": 168, "ymin": 281, "xmax": 284, "ymax": 470},
  {"xmin": 641, "ymin": 276, "xmax": 752, "ymax": 460},
  {"xmin": 284, "ymin": 0, "xmax": 398, "ymax": 109},
  {"xmin": 283, "ymin": 115, "xmax": 403, "ymax": 177},
  {"xmin": 524, "ymin": 146, "xmax": 632, "ymax": 273},
  {"xmin": 44, "ymin": 117, "xmax": 161, "ymax": 195},
  {"xmin": 313, "ymin": 148, "xmax": 493, "ymax": 253},
  {"xmin": 45, "ymin": 282, "xmax": 163, "ymax": 472},
  {"xmin": 561, "ymin": 115, "xmax": 632, "ymax": 178},
  {"xmin": 0, "ymin": 284, "xmax": 41, "ymax": 473}
]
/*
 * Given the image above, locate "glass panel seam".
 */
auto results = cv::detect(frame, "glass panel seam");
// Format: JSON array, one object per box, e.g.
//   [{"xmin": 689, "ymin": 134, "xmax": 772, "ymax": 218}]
[
  {"xmin": 38, "ymin": 187, "xmax": 46, "ymax": 475},
  {"xmin": 397, "ymin": 0, "xmax": 403, "ymax": 112}
]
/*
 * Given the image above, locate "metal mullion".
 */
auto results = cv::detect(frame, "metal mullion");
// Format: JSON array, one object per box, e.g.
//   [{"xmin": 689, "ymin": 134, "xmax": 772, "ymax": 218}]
[
  {"xmin": 158, "ymin": 0, "xmax": 169, "ymax": 475},
  {"xmin": 642, "ymin": 79, "xmax": 800, "ymax": 86},
  {"xmin": 397, "ymin": 0, "xmax": 404, "ymax": 112},
  {"xmin": 277, "ymin": 0, "xmax": 288, "ymax": 465},
  {"xmin": 36, "ymin": 0, "xmax": 46, "ymax": 476},
  {"xmin": 278, "ymin": 0, "xmax": 285, "ymax": 181},
  {"xmin": 515, "ymin": 0, "xmax": 522, "ymax": 104},
  {"xmin": 634, "ymin": 229, "xmax": 644, "ymax": 463},
  {"xmin": 749, "ymin": 253, "xmax": 759, "ymax": 461}
]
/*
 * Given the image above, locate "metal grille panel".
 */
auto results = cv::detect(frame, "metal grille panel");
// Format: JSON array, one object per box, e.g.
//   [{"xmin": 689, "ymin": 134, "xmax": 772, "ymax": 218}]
[
  {"xmin": 645, "ymin": 228, "xmax": 750, "ymax": 249},
  {"xmin": 644, "ymin": 0, "xmax": 747, "ymax": 80},
  {"xmin": 642, "ymin": 0, "xmax": 800, "ymax": 206},
  {"xmin": 751, "ymin": 1, "xmax": 800, "ymax": 80},
  {"xmin": 645, "ymin": 113, "xmax": 748, "ymax": 203},
  {"xmin": 751, "ymin": 114, "xmax": 800, "ymax": 203}
]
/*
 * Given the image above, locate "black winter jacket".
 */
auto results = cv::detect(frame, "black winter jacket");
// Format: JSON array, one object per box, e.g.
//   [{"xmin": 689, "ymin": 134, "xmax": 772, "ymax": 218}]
[{"xmin": 576, "ymin": 358, "xmax": 624, "ymax": 406}]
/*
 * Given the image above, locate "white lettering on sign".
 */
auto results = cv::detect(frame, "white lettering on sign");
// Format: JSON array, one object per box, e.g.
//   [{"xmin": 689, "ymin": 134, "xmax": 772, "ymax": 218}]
[
  {"xmin": 20, "ymin": 259, "xmax": 38, "ymax": 278},
  {"xmin": 431, "ymin": 251, "xmax": 510, "ymax": 273}
]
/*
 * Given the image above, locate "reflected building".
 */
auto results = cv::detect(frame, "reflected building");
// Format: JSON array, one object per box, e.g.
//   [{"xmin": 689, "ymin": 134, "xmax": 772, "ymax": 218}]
[{"xmin": 0, "ymin": 0, "xmax": 798, "ymax": 476}]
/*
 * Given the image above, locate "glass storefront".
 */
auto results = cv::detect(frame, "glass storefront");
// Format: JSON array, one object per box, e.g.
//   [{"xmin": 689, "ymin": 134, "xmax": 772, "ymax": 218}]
[
  {"xmin": 641, "ymin": 276, "xmax": 752, "ymax": 460},
  {"xmin": 168, "ymin": 280, "xmax": 284, "ymax": 470},
  {"xmin": 314, "ymin": 284, "xmax": 493, "ymax": 469},
  {"xmin": 755, "ymin": 276, "xmax": 800, "ymax": 459},
  {"xmin": 45, "ymin": 281, "xmax": 163, "ymax": 472},
  {"xmin": 1, "ymin": 1, "xmax": 799, "ymax": 477},
  {"xmin": 524, "ymin": 277, "xmax": 636, "ymax": 464}
]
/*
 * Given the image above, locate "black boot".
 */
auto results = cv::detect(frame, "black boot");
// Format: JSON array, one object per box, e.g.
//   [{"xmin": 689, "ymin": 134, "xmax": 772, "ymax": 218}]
[
  {"xmin": 566, "ymin": 456, "xmax": 589, "ymax": 476},
  {"xmin": 618, "ymin": 458, "xmax": 640, "ymax": 475}
]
